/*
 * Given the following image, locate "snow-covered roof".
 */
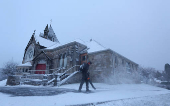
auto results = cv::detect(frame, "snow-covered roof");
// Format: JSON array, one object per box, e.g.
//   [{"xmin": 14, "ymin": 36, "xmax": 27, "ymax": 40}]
[
  {"xmin": 39, "ymin": 32, "xmax": 44, "ymax": 37},
  {"xmin": 72, "ymin": 38, "xmax": 87, "ymax": 45},
  {"xmin": 45, "ymin": 38, "xmax": 86, "ymax": 50},
  {"xmin": 34, "ymin": 35, "xmax": 58, "ymax": 48},
  {"xmin": 44, "ymin": 38, "xmax": 107, "ymax": 53},
  {"xmin": 70, "ymin": 38, "xmax": 107, "ymax": 53},
  {"xmin": 86, "ymin": 39, "xmax": 107, "ymax": 53},
  {"xmin": 45, "ymin": 43, "xmax": 62, "ymax": 49},
  {"xmin": 17, "ymin": 62, "xmax": 32, "ymax": 67}
]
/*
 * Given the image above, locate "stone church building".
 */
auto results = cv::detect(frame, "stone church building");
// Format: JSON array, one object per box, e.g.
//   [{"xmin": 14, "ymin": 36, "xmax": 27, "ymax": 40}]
[{"xmin": 7, "ymin": 24, "xmax": 138, "ymax": 85}]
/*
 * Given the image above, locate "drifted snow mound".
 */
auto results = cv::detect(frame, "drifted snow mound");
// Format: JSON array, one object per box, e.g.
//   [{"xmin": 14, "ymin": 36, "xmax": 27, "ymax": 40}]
[{"xmin": 0, "ymin": 79, "xmax": 7, "ymax": 86}]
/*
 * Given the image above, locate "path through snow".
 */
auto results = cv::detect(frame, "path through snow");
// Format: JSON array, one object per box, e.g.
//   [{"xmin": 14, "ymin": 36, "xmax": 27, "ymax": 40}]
[{"xmin": 0, "ymin": 80, "xmax": 170, "ymax": 106}]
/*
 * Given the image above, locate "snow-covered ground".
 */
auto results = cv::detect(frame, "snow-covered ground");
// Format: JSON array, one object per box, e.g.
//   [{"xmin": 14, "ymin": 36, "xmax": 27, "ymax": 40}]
[{"xmin": 0, "ymin": 79, "xmax": 170, "ymax": 106}]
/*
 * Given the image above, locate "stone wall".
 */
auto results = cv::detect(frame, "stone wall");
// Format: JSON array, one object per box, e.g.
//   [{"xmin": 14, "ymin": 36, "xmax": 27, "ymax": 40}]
[
  {"xmin": 6, "ymin": 76, "xmax": 20, "ymax": 85},
  {"xmin": 44, "ymin": 41, "xmax": 87, "ymax": 74},
  {"xmin": 88, "ymin": 50, "xmax": 113, "ymax": 82},
  {"xmin": 87, "ymin": 49, "xmax": 138, "ymax": 83}
]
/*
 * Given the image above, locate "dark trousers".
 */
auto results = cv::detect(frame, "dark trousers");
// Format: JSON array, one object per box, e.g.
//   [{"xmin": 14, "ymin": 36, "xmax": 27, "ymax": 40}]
[{"xmin": 79, "ymin": 79, "xmax": 89, "ymax": 91}]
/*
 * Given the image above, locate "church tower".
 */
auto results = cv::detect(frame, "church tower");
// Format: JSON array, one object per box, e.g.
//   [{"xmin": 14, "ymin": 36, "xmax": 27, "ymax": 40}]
[
  {"xmin": 39, "ymin": 24, "xmax": 59, "ymax": 43},
  {"xmin": 44, "ymin": 24, "xmax": 49, "ymax": 39}
]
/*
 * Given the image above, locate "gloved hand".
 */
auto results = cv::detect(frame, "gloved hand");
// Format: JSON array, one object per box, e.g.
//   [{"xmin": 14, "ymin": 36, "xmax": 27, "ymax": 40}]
[{"xmin": 87, "ymin": 77, "xmax": 90, "ymax": 80}]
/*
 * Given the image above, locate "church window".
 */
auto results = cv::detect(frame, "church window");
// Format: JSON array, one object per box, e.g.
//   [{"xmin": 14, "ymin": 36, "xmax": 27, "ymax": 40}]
[
  {"xmin": 63, "ymin": 53, "xmax": 67, "ymax": 68},
  {"xmin": 122, "ymin": 59, "xmax": 125, "ymax": 66},
  {"xmin": 135, "ymin": 66, "xmax": 137, "ymax": 71},
  {"xmin": 59, "ymin": 54, "xmax": 63, "ymax": 68},
  {"xmin": 132, "ymin": 64, "xmax": 134, "ymax": 70},
  {"xmin": 114, "ymin": 57, "xmax": 118, "ymax": 68},
  {"xmin": 126, "ymin": 62, "xmax": 131, "ymax": 73}
]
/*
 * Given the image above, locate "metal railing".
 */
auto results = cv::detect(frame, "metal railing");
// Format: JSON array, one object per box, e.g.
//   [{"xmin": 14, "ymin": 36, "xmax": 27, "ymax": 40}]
[
  {"xmin": 29, "ymin": 70, "xmax": 48, "ymax": 74},
  {"xmin": 19, "ymin": 65, "xmax": 80, "ymax": 86},
  {"xmin": 56, "ymin": 65, "xmax": 80, "ymax": 86},
  {"xmin": 59, "ymin": 65, "xmax": 80, "ymax": 78},
  {"xmin": 50, "ymin": 67, "xmax": 63, "ymax": 75}
]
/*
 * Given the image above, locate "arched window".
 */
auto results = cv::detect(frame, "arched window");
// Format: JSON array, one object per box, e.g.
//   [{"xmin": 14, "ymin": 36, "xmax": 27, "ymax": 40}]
[
  {"xmin": 122, "ymin": 59, "xmax": 125, "ymax": 66},
  {"xmin": 114, "ymin": 57, "xmax": 118, "ymax": 68},
  {"xmin": 59, "ymin": 54, "xmax": 63, "ymax": 68},
  {"xmin": 63, "ymin": 53, "xmax": 67, "ymax": 68},
  {"xmin": 132, "ymin": 64, "xmax": 134, "ymax": 70},
  {"xmin": 126, "ymin": 62, "xmax": 131, "ymax": 73}
]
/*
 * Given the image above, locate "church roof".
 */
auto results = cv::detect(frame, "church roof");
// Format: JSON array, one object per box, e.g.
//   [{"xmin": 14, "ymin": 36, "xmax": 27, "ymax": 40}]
[
  {"xmin": 44, "ymin": 38, "xmax": 86, "ymax": 50},
  {"xmin": 34, "ymin": 35, "xmax": 58, "ymax": 48},
  {"xmin": 44, "ymin": 42, "xmax": 61, "ymax": 49},
  {"xmin": 32, "ymin": 51, "xmax": 52, "ymax": 61},
  {"xmin": 86, "ymin": 39, "xmax": 107, "ymax": 53},
  {"xmin": 17, "ymin": 62, "xmax": 32, "ymax": 67},
  {"xmin": 72, "ymin": 38, "xmax": 108, "ymax": 53},
  {"xmin": 44, "ymin": 38, "xmax": 107, "ymax": 53},
  {"xmin": 72, "ymin": 38, "xmax": 87, "ymax": 45}
]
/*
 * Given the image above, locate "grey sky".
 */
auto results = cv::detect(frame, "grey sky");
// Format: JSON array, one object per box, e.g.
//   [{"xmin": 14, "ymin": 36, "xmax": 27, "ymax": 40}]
[{"xmin": 0, "ymin": 0, "xmax": 170, "ymax": 71}]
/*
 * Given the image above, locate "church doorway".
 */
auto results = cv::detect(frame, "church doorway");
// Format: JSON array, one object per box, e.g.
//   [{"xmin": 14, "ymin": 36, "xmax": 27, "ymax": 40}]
[
  {"xmin": 35, "ymin": 64, "xmax": 46, "ymax": 74},
  {"xmin": 80, "ymin": 53, "xmax": 87, "ymax": 64}
]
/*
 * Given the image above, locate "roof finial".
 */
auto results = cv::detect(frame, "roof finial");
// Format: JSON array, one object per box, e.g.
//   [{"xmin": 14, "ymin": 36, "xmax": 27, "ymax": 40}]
[{"xmin": 50, "ymin": 19, "xmax": 52, "ymax": 25}]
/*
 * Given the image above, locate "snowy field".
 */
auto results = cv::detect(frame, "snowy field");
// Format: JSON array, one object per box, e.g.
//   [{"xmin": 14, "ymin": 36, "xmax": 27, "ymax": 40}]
[{"xmin": 0, "ymin": 79, "xmax": 170, "ymax": 106}]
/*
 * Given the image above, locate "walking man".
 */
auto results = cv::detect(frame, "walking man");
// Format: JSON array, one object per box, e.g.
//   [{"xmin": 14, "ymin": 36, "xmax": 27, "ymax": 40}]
[{"xmin": 78, "ymin": 61, "xmax": 92, "ymax": 92}]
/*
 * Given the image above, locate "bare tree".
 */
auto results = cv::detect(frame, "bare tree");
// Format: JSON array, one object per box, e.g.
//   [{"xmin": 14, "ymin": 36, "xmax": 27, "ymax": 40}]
[
  {"xmin": 138, "ymin": 66, "xmax": 162, "ymax": 85},
  {"xmin": 2, "ymin": 60, "xmax": 18, "ymax": 77},
  {"xmin": 0, "ymin": 68, "xmax": 6, "ymax": 81}
]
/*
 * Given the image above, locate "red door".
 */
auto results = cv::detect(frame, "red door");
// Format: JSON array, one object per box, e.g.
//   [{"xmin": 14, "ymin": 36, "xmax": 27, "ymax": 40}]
[{"xmin": 35, "ymin": 64, "xmax": 46, "ymax": 74}]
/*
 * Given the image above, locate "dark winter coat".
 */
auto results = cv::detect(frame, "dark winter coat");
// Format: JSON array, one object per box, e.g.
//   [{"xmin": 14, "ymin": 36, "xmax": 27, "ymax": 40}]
[{"xmin": 79, "ymin": 63, "xmax": 90, "ymax": 80}]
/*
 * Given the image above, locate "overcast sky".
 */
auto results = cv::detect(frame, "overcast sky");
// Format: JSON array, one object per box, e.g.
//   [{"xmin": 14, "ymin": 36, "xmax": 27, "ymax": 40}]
[{"xmin": 0, "ymin": 0, "xmax": 170, "ymax": 71}]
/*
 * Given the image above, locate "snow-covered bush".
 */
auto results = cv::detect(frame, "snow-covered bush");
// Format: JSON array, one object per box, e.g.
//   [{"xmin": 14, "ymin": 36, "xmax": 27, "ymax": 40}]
[
  {"xmin": 0, "ymin": 68, "xmax": 5, "ymax": 81},
  {"xmin": 138, "ymin": 66, "xmax": 163, "ymax": 85}
]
